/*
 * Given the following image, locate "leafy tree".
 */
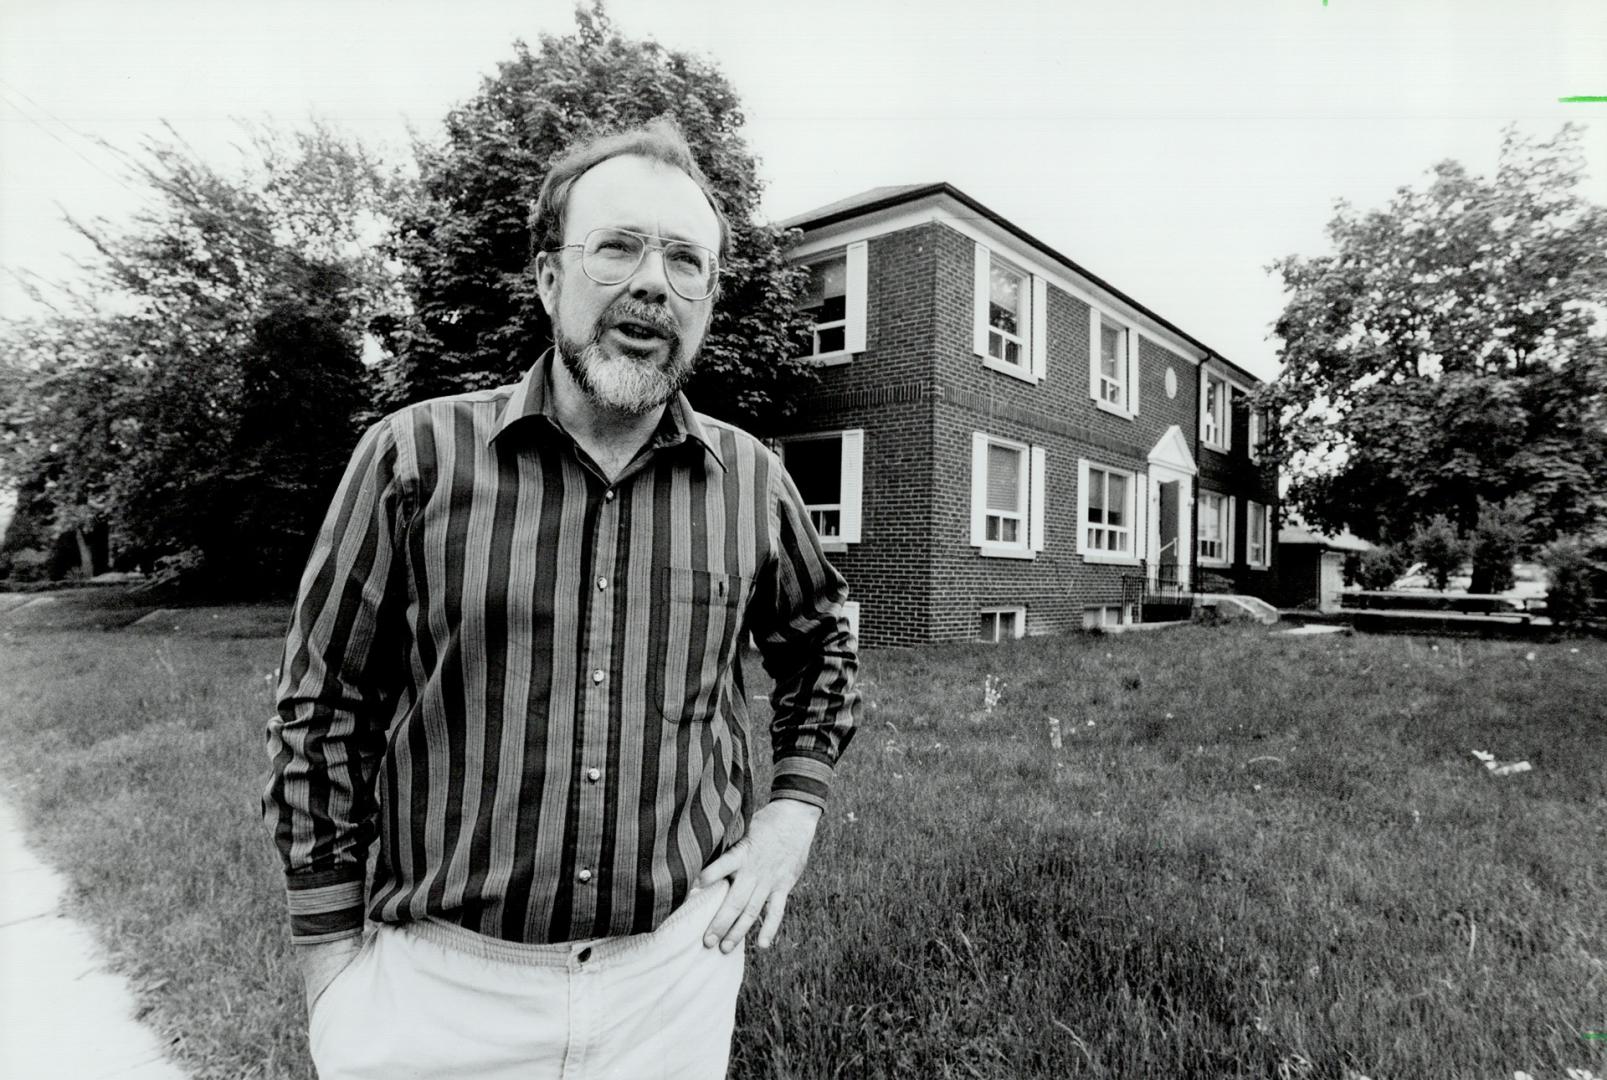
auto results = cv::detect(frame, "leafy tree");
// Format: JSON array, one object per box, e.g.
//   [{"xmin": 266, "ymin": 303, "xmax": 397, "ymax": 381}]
[
  {"xmin": 1468, "ymin": 498, "xmax": 1525, "ymax": 594},
  {"xmin": 1537, "ymin": 536, "xmax": 1603, "ymax": 627},
  {"xmin": 1347, "ymin": 544, "xmax": 1408, "ymax": 590},
  {"xmin": 1261, "ymin": 125, "xmax": 1607, "ymax": 548},
  {"xmin": 388, "ymin": 1, "xmax": 815, "ymax": 429},
  {"xmin": 1411, "ymin": 515, "xmax": 1466, "ymax": 591},
  {"xmin": 0, "ymin": 121, "xmax": 409, "ymax": 592}
]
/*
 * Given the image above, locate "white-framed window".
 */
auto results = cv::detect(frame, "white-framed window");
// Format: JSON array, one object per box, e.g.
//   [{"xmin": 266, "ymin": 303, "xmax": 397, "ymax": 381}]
[
  {"xmin": 1088, "ymin": 310, "xmax": 1139, "ymax": 417},
  {"xmin": 979, "ymin": 606, "xmax": 1026, "ymax": 642},
  {"xmin": 1201, "ymin": 371, "xmax": 1230, "ymax": 452},
  {"xmin": 988, "ymin": 258, "xmax": 1026, "ymax": 367},
  {"xmin": 972, "ymin": 244, "xmax": 1046, "ymax": 382},
  {"xmin": 1247, "ymin": 500, "xmax": 1270, "ymax": 568},
  {"xmin": 778, "ymin": 429, "xmax": 864, "ymax": 545},
  {"xmin": 797, "ymin": 242, "xmax": 866, "ymax": 362},
  {"xmin": 969, "ymin": 433, "xmax": 1046, "ymax": 558},
  {"xmin": 1082, "ymin": 604, "xmax": 1129, "ymax": 630},
  {"xmin": 1247, "ymin": 409, "xmax": 1265, "ymax": 462},
  {"xmin": 1198, "ymin": 490, "xmax": 1235, "ymax": 566},
  {"xmin": 1076, "ymin": 460, "xmax": 1141, "ymax": 563}
]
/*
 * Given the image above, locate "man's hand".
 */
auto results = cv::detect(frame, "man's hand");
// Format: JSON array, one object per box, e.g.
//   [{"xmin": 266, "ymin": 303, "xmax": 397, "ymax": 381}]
[
  {"xmin": 696, "ymin": 799, "xmax": 823, "ymax": 953},
  {"xmin": 296, "ymin": 937, "xmax": 364, "ymax": 1019}
]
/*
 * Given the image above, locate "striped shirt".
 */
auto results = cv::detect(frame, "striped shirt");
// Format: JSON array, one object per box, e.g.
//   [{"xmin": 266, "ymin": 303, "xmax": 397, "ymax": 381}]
[{"xmin": 263, "ymin": 354, "xmax": 859, "ymax": 946}]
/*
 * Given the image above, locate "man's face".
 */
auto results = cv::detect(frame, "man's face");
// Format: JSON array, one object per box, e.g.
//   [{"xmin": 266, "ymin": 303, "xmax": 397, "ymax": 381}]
[{"xmin": 536, "ymin": 154, "xmax": 721, "ymax": 416}]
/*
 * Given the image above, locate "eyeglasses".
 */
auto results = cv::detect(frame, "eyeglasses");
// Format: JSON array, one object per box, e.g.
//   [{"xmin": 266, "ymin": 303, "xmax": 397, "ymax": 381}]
[{"xmin": 554, "ymin": 227, "xmax": 720, "ymax": 302}]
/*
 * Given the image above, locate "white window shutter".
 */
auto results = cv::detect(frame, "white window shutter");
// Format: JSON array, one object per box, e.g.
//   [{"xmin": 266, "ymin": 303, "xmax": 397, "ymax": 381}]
[
  {"xmin": 1128, "ymin": 331, "xmax": 1141, "ymax": 415},
  {"xmin": 1200, "ymin": 372, "xmax": 1211, "ymax": 442},
  {"xmin": 1075, "ymin": 458, "xmax": 1090, "ymax": 556},
  {"xmin": 973, "ymin": 244, "xmax": 991, "ymax": 357},
  {"xmin": 1133, "ymin": 471, "xmax": 1148, "ymax": 560},
  {"xmin": 1029, "ymin": 446, "xmax": 1047, "ymax": 552},
  {"xmin": 1030, "ymin": 276, "xmax": 1048, "ymax": 382},
  {"xmin": 970, "ymin": 433, "xmax": 988, "ymax": 546},
  {"xmin": 1228, "ymin": 496, "xmax": 1238, "ymax": 564},
  {"xmin": 1224, "ymin": 388, "xmax": 1234, "ymax": 452},
  {"xmin": 1087, "ymin": 309, "xmax": 1101, "ymax": 402},
  {"xmin": 838, "ymin": 429, "xmax": 864, "ymax": 544},
  {"xmin": 844, "ymin": 242, "xmax": 868, "ymax": 354}
]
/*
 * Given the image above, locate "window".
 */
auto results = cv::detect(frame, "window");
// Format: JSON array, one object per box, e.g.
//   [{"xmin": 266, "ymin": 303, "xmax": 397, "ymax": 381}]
[
  {"xmin": 796, "ymin": 243, "xmax": 866, "ymax": 361},
  {"xmin": 1083, "ymin": 605, "xmax": 1128, "ymax": 630},
  {"xmin": 969, "ymin": 433, "xmax": 1046, "ymax": 557},
  {"xmin": 1201, "ymin": 372, "xmax": 1230, "ymax": 451},
  {"xmin": 979, "ymin": 606, "xmax": 1026, "ymax": 642},
  {"xmin": 985, "ymin": 442, "xmax": 1025, "ymax": 543},
  {"xmin": 801, "ymin": 256, "xmax": 846, "ymax": 356},
  {"xmin": 1086, "ymin": 466, "xmax": 1130, "ymax": 554},
  {"xmin": 1247, "ymin": 500, "xmax": 1270, "ymax": 567},
  {"xmin": 972, "ymin": 244, "xmax": 1046, "ymax": 381},
  {"xmin": 1088, "ymin": 310, "xmax": 1138, "ymax": 416},
  {"xmin": 1198, "ymin": 490, "xmax": 1235, "ymax": 565},
  {"xmin": 987, "ymin": 259, "xmax": 1026, "ymax": 368},
  {"xmin": 779, "ymin": 429, "xmax": 864, "ymax": 544}
]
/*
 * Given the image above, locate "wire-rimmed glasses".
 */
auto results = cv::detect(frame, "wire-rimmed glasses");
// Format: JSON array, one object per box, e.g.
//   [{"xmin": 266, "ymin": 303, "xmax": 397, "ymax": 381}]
[{"xmin": 554, "ymin": 227, "xmax": 720, "ymax": 302}]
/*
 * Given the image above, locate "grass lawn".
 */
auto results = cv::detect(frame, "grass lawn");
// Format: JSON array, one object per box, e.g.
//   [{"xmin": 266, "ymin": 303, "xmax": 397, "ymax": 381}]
[{"xmin": 0, "ymin": 617, "xmax": 1603, "ymax": 1079}]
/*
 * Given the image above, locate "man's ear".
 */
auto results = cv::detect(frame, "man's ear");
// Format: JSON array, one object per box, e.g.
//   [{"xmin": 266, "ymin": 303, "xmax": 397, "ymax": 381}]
[{"xmin": 534, "ymin": 251, "xmax": 558, "ymax": 315}]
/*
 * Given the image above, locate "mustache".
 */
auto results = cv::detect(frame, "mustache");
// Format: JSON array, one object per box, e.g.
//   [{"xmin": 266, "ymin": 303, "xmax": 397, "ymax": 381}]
[{"xmin": 603, "ymin": 299, "xmax": 679, "ymax": 341}]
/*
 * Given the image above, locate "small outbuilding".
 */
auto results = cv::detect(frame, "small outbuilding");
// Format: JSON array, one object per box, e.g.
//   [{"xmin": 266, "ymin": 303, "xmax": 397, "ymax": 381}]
[{"xmin": 1275, "ymin": 523, "xmax": 1371, "ymax": 613}]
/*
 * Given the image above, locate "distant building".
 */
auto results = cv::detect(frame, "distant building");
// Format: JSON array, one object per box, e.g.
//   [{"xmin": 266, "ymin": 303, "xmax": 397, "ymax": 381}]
[
  {"xmin": 772, "ymin": 183, "xmax": 1278, "ymax": 646},
  {"xmin": 1274, "ymin": 522, "xmax": 1371, "ymax": 613}
]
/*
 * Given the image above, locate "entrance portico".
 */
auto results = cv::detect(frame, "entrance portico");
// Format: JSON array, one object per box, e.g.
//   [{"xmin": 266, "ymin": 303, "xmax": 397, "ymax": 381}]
[{"xmin": 1146, "ymin": 426, "xmax": 1196, "ymax": 589}]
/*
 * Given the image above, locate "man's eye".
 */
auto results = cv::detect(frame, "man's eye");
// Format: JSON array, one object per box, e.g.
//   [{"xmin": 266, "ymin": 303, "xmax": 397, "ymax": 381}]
[{"xmin": 668, "ymin": 247, "xmax": 708, "ymax": 271}]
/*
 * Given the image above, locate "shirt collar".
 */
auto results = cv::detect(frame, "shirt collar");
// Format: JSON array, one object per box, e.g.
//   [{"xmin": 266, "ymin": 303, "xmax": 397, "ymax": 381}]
[{"xmin": 490, "ymin": 349, "xmax": 726, "ymax": 471}]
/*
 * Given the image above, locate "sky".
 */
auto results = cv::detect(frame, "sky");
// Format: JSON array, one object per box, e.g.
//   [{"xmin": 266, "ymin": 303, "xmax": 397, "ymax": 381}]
[{"xmin": 1, "ymin": 0, "xmax": 1604, "ymax": 383}]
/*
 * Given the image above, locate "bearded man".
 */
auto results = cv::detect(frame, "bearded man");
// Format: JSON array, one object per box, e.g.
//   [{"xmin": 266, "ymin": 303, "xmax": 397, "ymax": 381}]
[{"xmin": 264, "ymin": 118, "xmax": 860, "ymax": 1080}]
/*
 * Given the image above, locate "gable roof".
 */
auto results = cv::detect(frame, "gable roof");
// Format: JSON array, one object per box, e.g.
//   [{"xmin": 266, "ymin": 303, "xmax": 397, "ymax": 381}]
[{"xmin": 779, "ymin": 181, "xmax": 1268, "ymax": 388}]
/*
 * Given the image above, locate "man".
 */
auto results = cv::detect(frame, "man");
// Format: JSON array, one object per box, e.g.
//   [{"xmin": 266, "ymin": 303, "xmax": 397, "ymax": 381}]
[{"xmin": 264, "ymin": 118, "xmax": 859, "ymax": 1079}]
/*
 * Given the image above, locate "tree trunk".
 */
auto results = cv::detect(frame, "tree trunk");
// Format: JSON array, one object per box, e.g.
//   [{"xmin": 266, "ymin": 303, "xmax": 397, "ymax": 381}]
[{"xmin": 75, "ymin": 527, "xmax": 94, "ymax": 578}]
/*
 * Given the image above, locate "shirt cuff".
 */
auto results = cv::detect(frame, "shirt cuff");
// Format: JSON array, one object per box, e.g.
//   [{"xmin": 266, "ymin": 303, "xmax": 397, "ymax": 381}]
[
  {"xmin": 768, "ymin": 754, "xmax": 836, "ymax": 810},
  {"xmin": 286, "ymin": 872, "xmax": 366, "ymax": 945}
]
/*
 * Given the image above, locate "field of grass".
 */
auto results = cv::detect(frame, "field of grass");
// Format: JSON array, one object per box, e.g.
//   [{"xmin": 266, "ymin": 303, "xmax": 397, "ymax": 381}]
[{"xmin": 0, "ymin": 616, "xmax": 1603, "ymax": 1079}]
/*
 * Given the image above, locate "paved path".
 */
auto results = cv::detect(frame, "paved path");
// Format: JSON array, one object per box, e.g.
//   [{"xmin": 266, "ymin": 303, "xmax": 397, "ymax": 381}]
[{"xmin": 0, "ymin": 793, "xmax": 190, "ymax": 1080}]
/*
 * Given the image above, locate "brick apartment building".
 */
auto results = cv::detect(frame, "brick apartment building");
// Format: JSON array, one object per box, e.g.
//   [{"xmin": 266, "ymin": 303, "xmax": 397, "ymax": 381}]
[{"xmin": 770, "ymin": 183, "xmax": 1278, "ymax": 648}]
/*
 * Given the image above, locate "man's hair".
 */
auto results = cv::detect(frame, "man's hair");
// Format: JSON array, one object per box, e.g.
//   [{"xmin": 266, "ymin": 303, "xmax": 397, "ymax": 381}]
[{"xmin": 530, "ymin": 117, "xmax": 732, "ymax": 262}]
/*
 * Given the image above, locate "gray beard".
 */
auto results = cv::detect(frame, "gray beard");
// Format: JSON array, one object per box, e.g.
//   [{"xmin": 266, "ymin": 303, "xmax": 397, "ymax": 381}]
[{"xmin": 555, "ymin": 315, "xmax": 694, "ymax": 417}]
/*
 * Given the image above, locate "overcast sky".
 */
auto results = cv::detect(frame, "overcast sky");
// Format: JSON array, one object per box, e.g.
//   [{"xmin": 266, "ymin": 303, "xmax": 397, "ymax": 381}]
[{"xmin": 1, "ymin": 0, "xmax": 1603, "ymax": 381}]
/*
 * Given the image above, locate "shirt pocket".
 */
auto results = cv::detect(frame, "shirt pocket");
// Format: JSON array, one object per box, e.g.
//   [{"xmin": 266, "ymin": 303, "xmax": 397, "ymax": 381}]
[{"xmin": 654, "ymin": 566, "xmax": 749, "ymax": 723}]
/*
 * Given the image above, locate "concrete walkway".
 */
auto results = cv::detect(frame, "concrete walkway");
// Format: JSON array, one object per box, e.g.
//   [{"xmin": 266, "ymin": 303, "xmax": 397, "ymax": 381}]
[{"xmin": 0, "ymin": 793, "xmax": 190, "ymax": 1080}]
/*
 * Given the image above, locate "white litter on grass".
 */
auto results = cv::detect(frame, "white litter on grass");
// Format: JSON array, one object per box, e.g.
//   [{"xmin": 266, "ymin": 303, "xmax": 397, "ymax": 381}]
[
  {"xmin": 1047, "ymin": 717, "xmax": 1063, "ymax": 750},
  {"xmin": 1525, "ymin": 651, "xmax": 1537, "ymax": 662},
  {"xmin": 1472, "ymin": 750, "xmax": 1533, "ymax": 776}
]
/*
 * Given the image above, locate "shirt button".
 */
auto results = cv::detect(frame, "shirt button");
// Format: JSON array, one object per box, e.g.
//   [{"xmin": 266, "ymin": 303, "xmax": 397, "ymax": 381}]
[
  {"xmin": 586, "ymin": 767, "xmax": 601, "ymax": 783},
  {"xmin": 578, "ymin": 868, "xmax": 593, "ymax": 884},
  {"xmin": 596, "ymin": 577, "xmax": 607, "ymax": 590},
  {"xmin": 604, "ymin": 489, "xmax": 616, "ymax": 501},
  {"xmin": 591, "ymin": 669, "xmax": 605, "ymax": 684}
]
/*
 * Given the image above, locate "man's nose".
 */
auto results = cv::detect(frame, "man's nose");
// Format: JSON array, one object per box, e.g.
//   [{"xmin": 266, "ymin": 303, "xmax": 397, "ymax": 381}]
[{"xmin": 626, "ymin": 246, "xmax": 671, "ymax": 304}]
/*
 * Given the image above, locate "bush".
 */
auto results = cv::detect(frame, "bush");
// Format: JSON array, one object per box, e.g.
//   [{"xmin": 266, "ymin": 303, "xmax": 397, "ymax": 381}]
[
  {"xmin": 1468, "ymin": 499, "xmax": 1526, "ymax": 594},
  {"xmin": 1538, "ymin": 537, "xmax": 1601, "ymax": 627},
  {"xmin": 1349, "ymin": 545, "xmax": 1408, "ymax": 590},
  {"xmin": 1411, "ymin": 516, "xmax": 1466, "ymax": 591}
]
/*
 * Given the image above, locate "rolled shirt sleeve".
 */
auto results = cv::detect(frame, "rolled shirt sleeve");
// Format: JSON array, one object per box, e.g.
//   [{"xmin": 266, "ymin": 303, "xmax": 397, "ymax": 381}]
[
  {"xmin": 263, "ymin": 418, "xmax": 410, "ymax": 945},
  {"xmin": 753, "ymin": 457, "xmax": 861, "ymax": 809}
]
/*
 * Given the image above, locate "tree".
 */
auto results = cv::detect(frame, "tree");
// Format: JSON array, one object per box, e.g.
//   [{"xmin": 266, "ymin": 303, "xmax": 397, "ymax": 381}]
[
  {"xmin": 1411, "ymin": 515, "xmax": 1466, "ymax": 592},
  {"xmin": 388, "ymin": 2, "xmax": 816, "ymax": 429},
  {"xmin": 0, "ymin": 120, "xmax": 410, "ymax": 592},
  {"xmin": 1468, "ymin": 498, "xmax": 1525, "ymax": 594},
  {"xmin": 1261, "ymin": 125, "xmax": 1607, "ymax": 549}
]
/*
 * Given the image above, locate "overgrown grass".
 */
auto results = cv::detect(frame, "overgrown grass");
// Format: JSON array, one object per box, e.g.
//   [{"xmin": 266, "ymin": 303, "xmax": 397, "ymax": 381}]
[{"xmin": 0, "ymin": 622, "xmax": 1603, "ymax": 1078}]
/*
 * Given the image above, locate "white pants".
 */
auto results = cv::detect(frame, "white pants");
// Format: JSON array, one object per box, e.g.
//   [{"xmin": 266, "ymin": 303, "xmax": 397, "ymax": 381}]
[{"xmin": 309, "ymin": 883, "xmax": 744, "ymax": 1080}]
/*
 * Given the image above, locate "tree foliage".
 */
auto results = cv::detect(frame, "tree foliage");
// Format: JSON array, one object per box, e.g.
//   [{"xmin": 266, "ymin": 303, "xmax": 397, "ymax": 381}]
[
  {"xmin": 1261, "ymin": 126, "xmax": 1607, "ymax": 549},
  {"xmin": 1467, "ymin": 498, "xmax": 1525, "ymax": 594},
  {"xmin": 0, "ymin": 121, "xmax": 408, "ymax": 592},
  {"xmin": 1410, "ymin": 515, "xmax": 1466, "ymax": 591},
  {"xmin": 388, "ymin": 1, "xmax": 815, "ymax": 429}
]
